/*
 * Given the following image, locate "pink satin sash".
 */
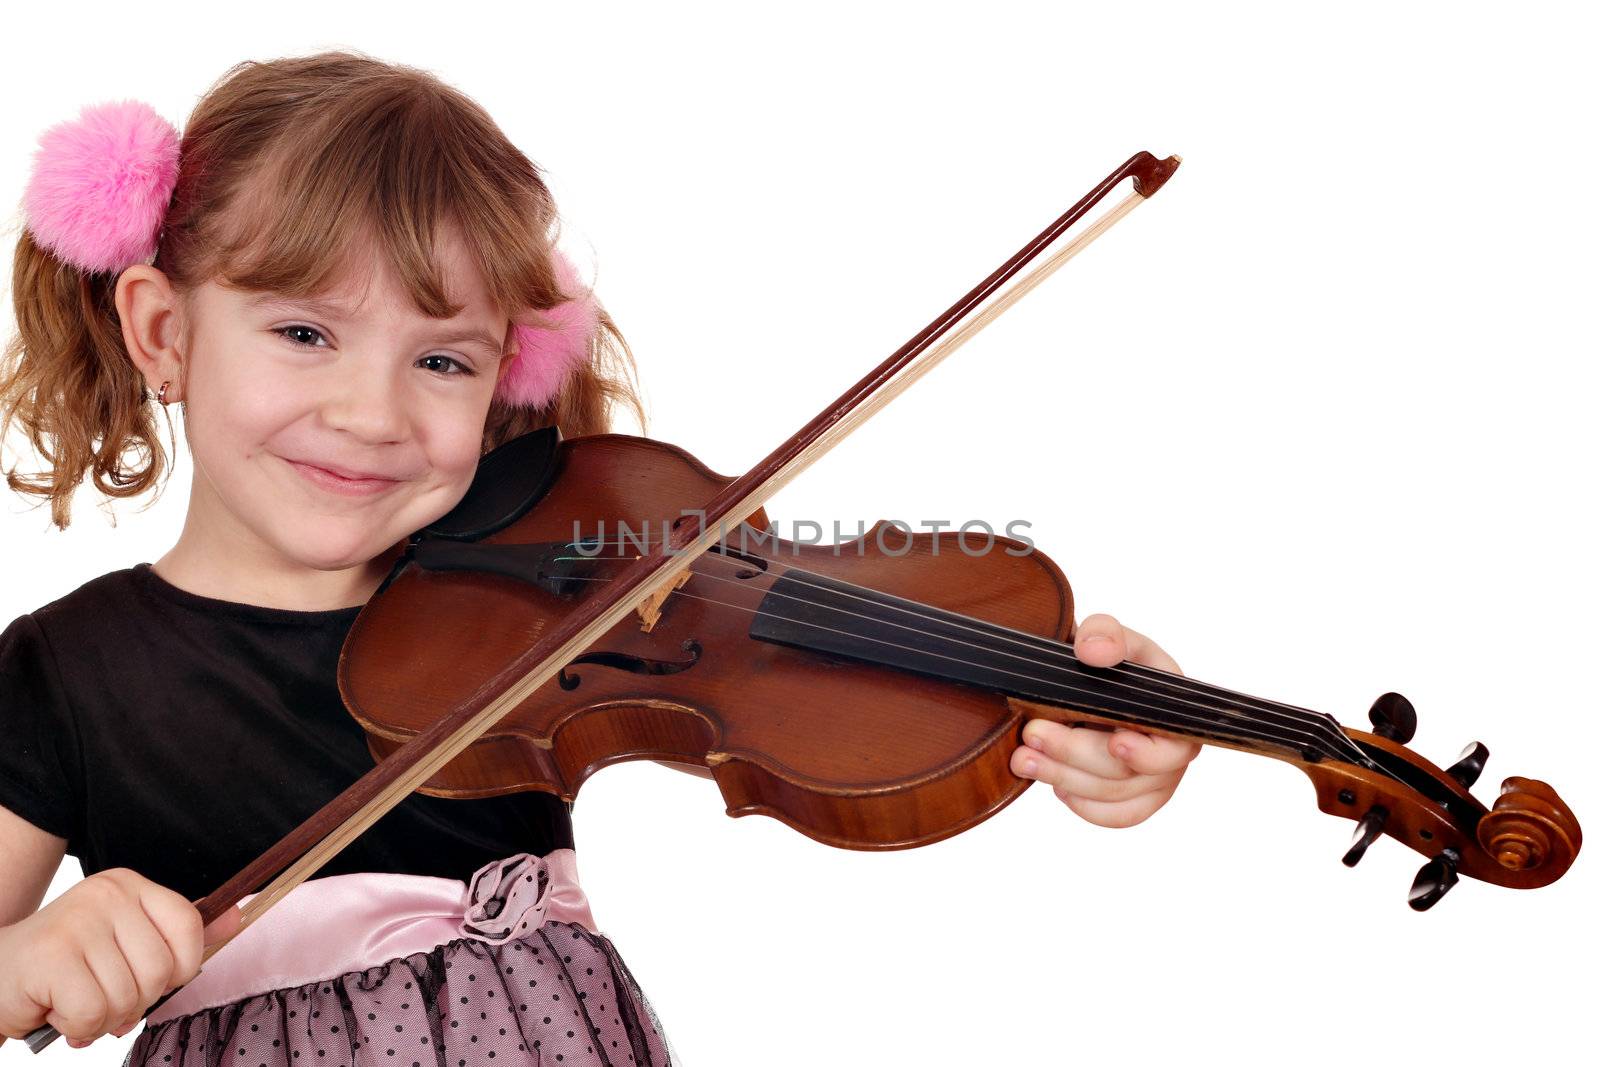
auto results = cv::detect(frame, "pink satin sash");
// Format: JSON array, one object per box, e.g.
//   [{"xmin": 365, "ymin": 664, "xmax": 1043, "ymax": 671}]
[{"xmin": 147, "ymin": 849, "xmax": 597, "ymax": 1025}]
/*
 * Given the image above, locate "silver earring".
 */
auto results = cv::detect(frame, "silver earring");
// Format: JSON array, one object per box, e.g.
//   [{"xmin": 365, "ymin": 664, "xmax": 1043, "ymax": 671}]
[{"xmin": 158, "ymin": 380, "xmax": 170, "ymax": 406}]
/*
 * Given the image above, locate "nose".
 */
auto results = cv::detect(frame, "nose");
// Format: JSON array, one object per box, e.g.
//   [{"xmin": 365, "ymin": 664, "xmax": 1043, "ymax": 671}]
[{"xmin": 320, "ymin": 357, "xmax": 407, "ymax": 444}]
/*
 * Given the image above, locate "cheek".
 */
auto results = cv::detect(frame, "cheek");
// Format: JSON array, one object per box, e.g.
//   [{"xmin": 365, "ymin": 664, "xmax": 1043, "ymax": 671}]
[
  {"xmin": 416, "ymin": 399, "xmax": 494, "ymax": 487},
  {"xmin": 182, "ymin": 339, "xmax": 308, "ymax": 455}
]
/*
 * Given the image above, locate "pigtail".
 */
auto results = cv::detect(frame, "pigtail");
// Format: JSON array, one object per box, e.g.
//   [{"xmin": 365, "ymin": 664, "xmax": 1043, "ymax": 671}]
[{"xmin": 1, "ymin": 230, "xmax": 170, "ymax": 530}]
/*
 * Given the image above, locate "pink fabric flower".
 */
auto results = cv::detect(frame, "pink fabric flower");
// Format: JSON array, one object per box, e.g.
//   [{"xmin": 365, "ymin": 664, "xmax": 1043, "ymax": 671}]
[
  {"xmin": 498, "ymin": 251, "xmax": 599, "ymax": 410},
  {"xmin": 23, "ymin": 99, "xmax": 181, "ymax": 275}
]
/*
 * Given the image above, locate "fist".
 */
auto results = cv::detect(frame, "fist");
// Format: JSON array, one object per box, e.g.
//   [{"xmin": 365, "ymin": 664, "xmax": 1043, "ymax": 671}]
[
  {"xmin": 0, "ymin": 867, "xmax": 240, "ymax": 1048},
  {"xmin": 1010, "ymin": 612, "xmax": 1200, "ymax": 828}
]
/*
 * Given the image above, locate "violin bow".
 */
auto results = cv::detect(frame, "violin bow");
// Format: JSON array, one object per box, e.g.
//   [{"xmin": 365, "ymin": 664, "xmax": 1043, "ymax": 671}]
[{"xmin": 29, "ymin": 151, "xmax": 1177, "ymax": 1052}]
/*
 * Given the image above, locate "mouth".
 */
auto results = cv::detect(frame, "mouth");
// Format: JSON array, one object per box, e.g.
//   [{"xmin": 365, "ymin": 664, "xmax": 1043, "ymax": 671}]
[{"xmin": 280, "ymin": 455, "xmax": 406, "ymax": 498}]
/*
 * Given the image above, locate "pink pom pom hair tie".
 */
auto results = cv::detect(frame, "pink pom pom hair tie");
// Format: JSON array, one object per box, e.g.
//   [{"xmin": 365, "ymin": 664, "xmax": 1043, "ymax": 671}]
[
  {"xmin": 496, "ymin": 251, "xmax": 600, "ymax": 410},
  {"xmin": 22, "ymin": 99, "xmax": 182, "ymax": 276}
]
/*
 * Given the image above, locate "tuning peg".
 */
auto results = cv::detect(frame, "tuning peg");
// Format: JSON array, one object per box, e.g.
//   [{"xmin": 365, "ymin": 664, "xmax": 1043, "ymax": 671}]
[
  {"xmin": 1407, "ymin": 848, "xmax": 1461, "ymax": 911},
  {"xmin": 1445, "ymin": 741, "xmax": 1489, "ymax": 789},
  {"xmin": 1342, "ymin": 804, "xmax": 1389, "ymax": 867},
  {"xmin": 1367, "ymin": 691, "xmax": 1417, "ymax": 744}
]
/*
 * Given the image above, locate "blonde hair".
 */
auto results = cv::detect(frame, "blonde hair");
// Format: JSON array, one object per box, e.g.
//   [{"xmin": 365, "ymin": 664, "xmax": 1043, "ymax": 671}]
[{"xmin": 1, "ymin": 50, "xmax": 642, "ymax": 529}]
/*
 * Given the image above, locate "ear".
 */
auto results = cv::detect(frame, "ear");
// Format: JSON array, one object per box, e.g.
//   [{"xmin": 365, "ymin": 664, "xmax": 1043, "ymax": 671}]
[
  {"xmin": 496, "ymin": 325, "xmax": 518, "ymax": 385},
  {"xmin": 114, "ymin": 264, "xmax": 187, "ymax": 403}
]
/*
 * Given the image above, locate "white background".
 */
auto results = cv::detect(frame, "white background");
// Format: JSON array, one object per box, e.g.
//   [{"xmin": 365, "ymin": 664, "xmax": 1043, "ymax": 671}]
[{"xmin": 2, "ymin": 2, "xmax": 1596, "ymax": 1064}]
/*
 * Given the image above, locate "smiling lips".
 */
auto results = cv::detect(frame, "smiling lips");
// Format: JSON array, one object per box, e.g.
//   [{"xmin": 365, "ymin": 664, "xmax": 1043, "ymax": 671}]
[{"xmin": 283, "ymin": 456, "xmax": 405, "ymax": 497}]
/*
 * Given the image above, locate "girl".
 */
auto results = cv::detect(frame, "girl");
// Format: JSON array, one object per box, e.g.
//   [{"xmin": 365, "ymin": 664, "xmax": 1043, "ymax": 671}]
[{"xmin": 0, "ymin": 51, "xmax": 1199, "ymax": 1065}]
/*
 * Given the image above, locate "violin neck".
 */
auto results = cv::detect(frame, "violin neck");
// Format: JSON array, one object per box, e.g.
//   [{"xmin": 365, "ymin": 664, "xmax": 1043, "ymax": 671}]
[{"xmin": 748, "ymin": 566, "xmax": 1362, "ymax": 766}]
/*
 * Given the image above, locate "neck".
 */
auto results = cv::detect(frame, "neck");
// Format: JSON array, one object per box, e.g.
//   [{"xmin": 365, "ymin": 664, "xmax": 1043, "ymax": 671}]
[{"xmin": 747, "ymin": 564, "xmax": 1370, "ymax": 767}]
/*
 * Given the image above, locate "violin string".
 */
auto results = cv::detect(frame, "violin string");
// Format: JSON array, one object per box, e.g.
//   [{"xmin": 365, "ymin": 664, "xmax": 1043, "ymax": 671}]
[
  {"xmin": 742, "ymin": 556, "xmax": 1369, "ymax": 764},
  {"xmin": 744, "ymin": 557, "xmax": 1373, "ymax": 766},
  {"xmin": 569, "ymin": 535, "xmax": 1362, "ymax": 732},
  {"xmin": 557, "ymin": 540, "xmax": 1366, "ymax": 763},
  {"xmin": 556, "ymin": 540, "xmax": 1376, "ymax": 769},
  {"xmin": 678, "ymin": 562, "xmax": 1377, "ymax": 768},
  {"xmin": 551, "ymin": 572, "xmax": 1340, "ymax": 763},
  {"xmin": 547, "ymin": 563, "xmax": 1373, "ymax": 768}
]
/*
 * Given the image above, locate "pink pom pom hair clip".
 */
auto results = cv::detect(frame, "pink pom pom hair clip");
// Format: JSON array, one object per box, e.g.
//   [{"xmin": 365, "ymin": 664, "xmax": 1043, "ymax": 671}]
[
  {"xmin": 502, "ymin": 252, "xmax": 600, "ymax": 410},
  {"xmin": 22, "ymin": 99, "xmax": 181, "ymax": 276},
  {"xmin": 20, "ymin": 98, "xmax": 597, "ymax": 411}
]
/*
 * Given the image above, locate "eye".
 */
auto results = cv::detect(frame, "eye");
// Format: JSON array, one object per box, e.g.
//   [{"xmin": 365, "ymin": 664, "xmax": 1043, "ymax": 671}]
[
  {"xmin": 273, "ymin": 324, "xmax": 328, "ymax": 348},
  {"xmin": 273, "ymin": 325, "xmax": 473, "ymax": 377},
  {"xmin": 418, "ymin": 354, "xmax": 474, "ymax": 377}
]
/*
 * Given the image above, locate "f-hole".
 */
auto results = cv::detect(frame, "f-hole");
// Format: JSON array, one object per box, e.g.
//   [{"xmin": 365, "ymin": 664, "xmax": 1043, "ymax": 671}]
[
  {"xmin": 707, "ymin": 541, "xmax": 770, "ymax": 581},
  {"xmin": 558, "ymin": 639, "xmax": 703, "ymax": 690}
]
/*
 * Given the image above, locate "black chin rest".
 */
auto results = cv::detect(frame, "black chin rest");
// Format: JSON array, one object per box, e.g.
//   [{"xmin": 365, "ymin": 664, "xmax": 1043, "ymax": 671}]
[{"xmin": 416, "ymin": 426, "xmax": 562, "ymax": 542}]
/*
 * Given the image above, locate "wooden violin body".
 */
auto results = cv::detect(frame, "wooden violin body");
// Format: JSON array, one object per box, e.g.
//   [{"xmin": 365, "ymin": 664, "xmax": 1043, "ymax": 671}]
[{"xmin": 342, "ymin": 430, "xmax": 1076, "ymax": 850}]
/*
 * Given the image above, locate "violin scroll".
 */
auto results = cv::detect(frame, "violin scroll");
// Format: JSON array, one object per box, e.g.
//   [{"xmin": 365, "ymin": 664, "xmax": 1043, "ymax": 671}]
[
  {"xmin": 1400, "ymin": 777, "xmax": 1580, "ymax": 911},
  {"xmin": 1303, "ymin": 709, "xmax": 1581, "ymax": 903},
  {"xmin": 1477, "ymin": 776, "xmax": 1581, "ymax": 875}
]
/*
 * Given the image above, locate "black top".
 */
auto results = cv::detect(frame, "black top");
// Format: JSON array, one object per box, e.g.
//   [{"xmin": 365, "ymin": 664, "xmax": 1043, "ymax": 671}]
[{"xmin": 0, "ymin": 563, "xmax": 573, "ymax": 902}]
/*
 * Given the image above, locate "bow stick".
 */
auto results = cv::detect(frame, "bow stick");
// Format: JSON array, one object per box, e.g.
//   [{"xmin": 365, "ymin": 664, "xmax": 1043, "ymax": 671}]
[{"xmin": 25, "ymin": 150, "xmax": 1179, "ymax": 1054}]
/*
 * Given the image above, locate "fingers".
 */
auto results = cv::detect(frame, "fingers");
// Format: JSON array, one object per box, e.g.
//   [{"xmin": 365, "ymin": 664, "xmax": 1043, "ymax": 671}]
[
  {"xmin": 1055, "ymin": 787, "xmax": 1176, "ymax": 829},
  {"xmin": 1044, "ymin": 761, "xmax": 1183, "ymax": 805},
  {"xmin": 1013, "ymin": 722, "xmax": 1187, "ymax": 794},
  {"xmin": 45, "ymin": 966, "xmax": 110, "ymax": 1046},
  {"xmin": 101, "ymin": 874, "xmax": 194, "ymax": 1035},
  {"xmin": 1021, "ymin": 719, "xmax": 1135, "ymax": 779},
  {"xmin": 76, "ymin": 937, "xmax": 135, "ymax": 1041},
  {"xmin": 1012, "ymin": 730, "xmax": 1181, "ymax": 802},
  {"xmin": 1073, "ymin": 612, "xmax": 1182, "ymax": 675},
  {"xmin": 113, "ymin": 906, "xmax": 178, "ymax": 1028},
  {"xmin": 5, "ymin": 950, "xmax": 104, "ymax": 1045},
  {"xmin": 1015, "ymin": 717, "xmax": 1200, "ymax": 829},
  {"xmin": 34, "ymin": 895, "xmax": 120, "ymax": 1044},
  {"xmin": 1020, "ymin": 720, "xmax": 1198, "ymax": 780},
  {"xmin": 135, "ymin": 882, "xmax": 205, "ymax": 990},
  {"xmin": 1108, "ymin": 728, "xmax": 1201, "ymax": 777},
  {"xmin": 43, "ymin": 968, "xmax": 108, "ymax": 1046},
  {"xmin": 1, "ymin": 870, "xmax": 211, "ymax": 1046},
  {"xmin": 201, "ymin": 904, "xmax": 243, "ymax": 949}
]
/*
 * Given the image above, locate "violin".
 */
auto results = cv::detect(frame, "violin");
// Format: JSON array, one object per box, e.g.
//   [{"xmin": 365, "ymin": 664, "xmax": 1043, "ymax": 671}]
[
  {"xmin": 23, "ymin": 149, "xmax": 1583, "ymax": 1053},
  {"xmin": 343, "ymin": 424, "xmax": 1582, "ymax": 902}
]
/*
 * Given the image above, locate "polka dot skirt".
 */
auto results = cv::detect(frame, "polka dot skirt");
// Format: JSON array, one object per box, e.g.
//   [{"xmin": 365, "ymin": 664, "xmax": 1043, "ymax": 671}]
[{"xmin": 123, "ymin": 920, "xmax": 673, "ymax": 1067}]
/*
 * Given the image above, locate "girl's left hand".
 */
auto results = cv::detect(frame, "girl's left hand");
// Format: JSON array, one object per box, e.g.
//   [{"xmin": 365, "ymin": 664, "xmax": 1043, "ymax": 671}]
[{"xmin": 1010, "ymin": 613, "xmax": 1201, "ymax": 828}]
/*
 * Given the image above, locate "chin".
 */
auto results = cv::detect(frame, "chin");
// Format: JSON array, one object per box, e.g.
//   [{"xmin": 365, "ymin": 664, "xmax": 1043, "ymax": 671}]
[{"xmin": 275, "ymin": 520, "xmax": 402, "ymax": 574}]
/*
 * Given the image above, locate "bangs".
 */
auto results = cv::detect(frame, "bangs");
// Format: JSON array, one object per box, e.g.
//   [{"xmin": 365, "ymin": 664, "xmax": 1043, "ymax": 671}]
[{"xmin": 198, "ymin": 78, "xmax": 563, "ymax": 322}]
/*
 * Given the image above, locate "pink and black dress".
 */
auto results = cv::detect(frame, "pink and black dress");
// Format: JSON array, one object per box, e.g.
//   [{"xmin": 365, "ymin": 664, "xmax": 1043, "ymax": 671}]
[{"xmin": 0, "ymin": 563, "xmax": 675, "ymax": 1066}]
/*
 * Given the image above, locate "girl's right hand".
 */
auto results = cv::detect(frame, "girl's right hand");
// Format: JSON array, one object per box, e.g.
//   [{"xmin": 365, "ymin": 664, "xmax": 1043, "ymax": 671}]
[{"xmin": 0, "ymin": 867, "xmax": 242, "ymax": 1047}]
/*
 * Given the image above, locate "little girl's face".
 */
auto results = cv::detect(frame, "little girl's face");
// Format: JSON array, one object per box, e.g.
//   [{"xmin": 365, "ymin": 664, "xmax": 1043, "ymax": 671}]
[{"xmin": 178, "ymin": 225, "xmax": 509, "ymax": 575}]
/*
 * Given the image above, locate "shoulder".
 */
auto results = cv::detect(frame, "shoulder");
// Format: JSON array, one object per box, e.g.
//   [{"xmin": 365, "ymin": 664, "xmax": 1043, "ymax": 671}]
[
  {"xmin": 0, "ymin": 571, "xmax": 141, "ymax": 845},
  {"xmin": 27, "ymin": 565, "xmax": 144, "ymax": 630},
  {"xmin": 0, "ymin": 565, "xmax": 160, "ymax": 757},
  {"xmin": 4, "ymin": 565, "xmax": 147, "ymax": 674}
]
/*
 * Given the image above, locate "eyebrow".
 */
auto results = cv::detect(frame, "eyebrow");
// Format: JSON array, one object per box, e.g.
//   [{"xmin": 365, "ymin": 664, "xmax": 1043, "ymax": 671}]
[{"xmin": 249, "ymin": 294, "xmax": 505, "ymax": 355}]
